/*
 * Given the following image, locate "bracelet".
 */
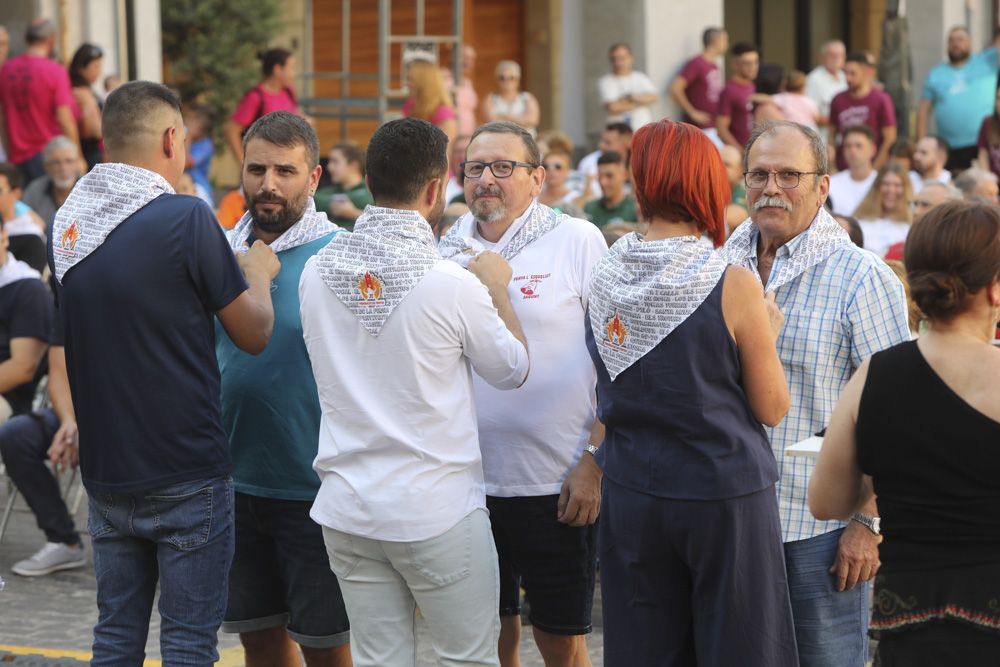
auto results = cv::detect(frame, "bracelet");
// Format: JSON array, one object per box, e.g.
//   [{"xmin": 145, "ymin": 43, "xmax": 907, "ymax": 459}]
[{"xmin": 584, "ymin": 444, "xmax": 599, "ymax": 456}]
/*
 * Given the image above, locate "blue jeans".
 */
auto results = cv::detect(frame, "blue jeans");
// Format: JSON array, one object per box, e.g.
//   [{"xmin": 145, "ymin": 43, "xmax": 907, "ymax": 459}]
[
  {"xmin": 784, "ymin": 528, "xmax": 869, "ymax": 667},
  {"xmin": 87, "ymin": 476, "xmax": 235, "ymax": 667}
]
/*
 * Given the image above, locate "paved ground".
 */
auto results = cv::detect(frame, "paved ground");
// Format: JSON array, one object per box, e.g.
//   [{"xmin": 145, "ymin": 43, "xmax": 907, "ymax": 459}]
[{"xmin": 0, "ymin": 484, "xmax": 603, "ymax": 665}]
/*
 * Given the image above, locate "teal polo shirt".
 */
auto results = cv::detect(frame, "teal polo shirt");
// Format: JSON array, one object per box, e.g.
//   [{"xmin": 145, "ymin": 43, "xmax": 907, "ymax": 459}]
[{"xmin": 215, "ymin": 232, "xmax": 337, "ymax": 500}]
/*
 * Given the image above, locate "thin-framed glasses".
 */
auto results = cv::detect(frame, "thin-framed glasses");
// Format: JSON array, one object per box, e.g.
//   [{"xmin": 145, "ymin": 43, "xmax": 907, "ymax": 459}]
[
  {"xmin": 462, "ymin": 160, "xmax": 537, "ymax": 179},
  {"xmin": 744, "ymin": 170, "xmax": 821, "ymax": 190}
]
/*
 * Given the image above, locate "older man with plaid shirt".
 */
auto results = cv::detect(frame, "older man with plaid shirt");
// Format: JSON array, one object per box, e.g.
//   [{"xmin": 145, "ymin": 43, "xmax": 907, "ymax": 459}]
[{"xmin": 722, "ymin": 121, "xmax": 910, "ymax": 667}]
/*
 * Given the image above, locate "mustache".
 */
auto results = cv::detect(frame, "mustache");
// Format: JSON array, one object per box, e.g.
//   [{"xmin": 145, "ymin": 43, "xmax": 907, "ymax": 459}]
[
  {"xmin": 472, "ymin": 185, "xmax": 503, "ymax": 200},
  {"xmin": 752, "ymin": 196, "xmax": 792, "ymax": 212},
  {"xmin": 251, "ymin": 192, "xmax": 288, "ymax": 206}
]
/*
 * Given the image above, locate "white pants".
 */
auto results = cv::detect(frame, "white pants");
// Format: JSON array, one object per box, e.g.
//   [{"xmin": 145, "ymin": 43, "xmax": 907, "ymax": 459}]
[{"xmin": 322, "ymin": 508, "xmax": 500, "ymax": 667}]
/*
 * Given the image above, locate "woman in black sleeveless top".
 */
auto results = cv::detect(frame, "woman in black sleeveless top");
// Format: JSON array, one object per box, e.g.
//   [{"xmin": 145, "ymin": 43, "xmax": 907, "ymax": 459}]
[
  {"xmin": 587, "ymin": 120, "xmax": 798, "ymax": 665},
  {"xmin": 810, "ymin": 200, "xmax": 1000, "ymax": 665}
]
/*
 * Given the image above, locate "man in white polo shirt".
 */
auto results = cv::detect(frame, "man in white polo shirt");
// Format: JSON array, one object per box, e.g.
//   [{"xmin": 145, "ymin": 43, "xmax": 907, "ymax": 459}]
[
  {"xmin": 299, "ymin": 117, "xmax": 529, "ymax": 667},
  {"xmin": 440, "ymin": 120, "xmax": 608, "ymax": 667}
]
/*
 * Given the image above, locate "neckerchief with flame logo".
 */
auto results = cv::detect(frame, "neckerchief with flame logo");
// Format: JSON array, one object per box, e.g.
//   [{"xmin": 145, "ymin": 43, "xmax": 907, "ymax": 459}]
[
  {"xmin": 52, "ymin": 163, "xmax": 174, "ymax": 284},
  {"xmin": 588, "ymin": 233, "xmax": 727, "ymax": 381},
  {"xmin": 438, "ymin": 200, "xmax": 565, "ymax": 268},
  {"xmin": 227, "ymin": 198, "xmax": 339, "ymax": 254},
  {"xmin": 719, "ymin": 207, "xmax": 851, "ymax": 291},
  {"xmin": 315, "ymin": 206, "xmax": 440, "ymax": 336}
]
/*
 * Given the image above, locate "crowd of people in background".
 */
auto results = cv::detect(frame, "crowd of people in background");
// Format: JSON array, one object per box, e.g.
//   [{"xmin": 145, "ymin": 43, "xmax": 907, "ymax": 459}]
[{"xmin": 0, "ymin": 11, "xmax": 998, "ymax": 667}]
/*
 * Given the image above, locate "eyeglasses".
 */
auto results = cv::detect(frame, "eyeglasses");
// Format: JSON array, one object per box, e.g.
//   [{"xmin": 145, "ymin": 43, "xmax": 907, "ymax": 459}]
[
  {"xmin": 497, "ymin": 75, "xmax": 519, "ymax": 81},
  {"xmin": 744, "ymin": 170, "xmax": 820, "ymax": 190},
  {"xmin": 462, "ymin": 160, "xmax": 537, "ymax": 179},
  {"xmin": 542, "ymin": 162, "xmax": 565, "ymax": 170},
  {"xmin": 910, "ymin": 199, "xmax": 935, "ymax": 209}
]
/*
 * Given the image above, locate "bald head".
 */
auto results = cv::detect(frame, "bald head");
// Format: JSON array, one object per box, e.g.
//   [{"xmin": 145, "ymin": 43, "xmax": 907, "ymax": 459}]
[{"xmin": 102, "ymin": 81, "xmax": 183, "ymax": 160}]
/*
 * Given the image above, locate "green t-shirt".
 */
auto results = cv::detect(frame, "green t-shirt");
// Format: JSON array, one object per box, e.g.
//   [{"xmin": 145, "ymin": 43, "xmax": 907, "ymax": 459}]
[
  {"xmin": 215, "ymin": 232, "xmax": 338, "ymax": 500},
  {"xmin": 314, "ymin": 182, "xmax": 374, "ymax": 230},
  {"xmin": 584, "ymin": 195, "xmax": 639, "ymax": 229}
]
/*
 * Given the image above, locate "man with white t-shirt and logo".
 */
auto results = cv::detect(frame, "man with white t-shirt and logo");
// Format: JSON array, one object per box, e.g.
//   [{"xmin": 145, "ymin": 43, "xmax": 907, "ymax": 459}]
[
  {"xmin": 599, "ymin": 43, "xmax": 658, "ymax": 131},
  {"xmin": 909, "ymin": 135, "xmax": 951, "ymax": 194},
  {"xmin": 440, "ymin": 120, "xmax": 608, "ymax": 667},
  {"xmin": 828, "ymin": 124, "xmax": 877, "ymax": 216}
]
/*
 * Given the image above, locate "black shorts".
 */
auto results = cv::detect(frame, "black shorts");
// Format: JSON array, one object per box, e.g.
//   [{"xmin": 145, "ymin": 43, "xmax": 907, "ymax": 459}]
[
  {"xmin": 945, "ymin": 145, "xmax": 978, "ymax": 173},
  {"xmin": 486, "ymin": 494, "xmax": 597, "ymax": 636},
  {"xmin": 222, "ymin": 493, "xmax": 350, "ymax": 648}
]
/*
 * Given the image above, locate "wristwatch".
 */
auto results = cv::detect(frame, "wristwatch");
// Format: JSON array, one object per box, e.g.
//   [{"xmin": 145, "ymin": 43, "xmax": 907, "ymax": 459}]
[
  {"xmin": 851, "ymin": 512, "xmax": 881, "ymax": 535},
  {"xmin": 584, "ymin": 444, "xmax": 600, "ymax": 457}
]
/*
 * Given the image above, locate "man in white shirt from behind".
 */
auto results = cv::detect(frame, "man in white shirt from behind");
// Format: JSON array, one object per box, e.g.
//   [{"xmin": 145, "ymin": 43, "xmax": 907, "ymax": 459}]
[
  {"xmin": 909, "ymin": 135, "xmax": 952, "ymax": 194},
  {"xmin": 828, "ymin": 124, "xmax": 877, "ymax": 216},
  {"xmin": 599, "ymin": 43, "xmax": 658, "ymax": 131},
  {"xmin": 440, "ymin": 120, "xmax": 607, "ymax": 667},
  {"xmin": 300, "ymin": 117, "xmax": 530, "ymax": 667}
]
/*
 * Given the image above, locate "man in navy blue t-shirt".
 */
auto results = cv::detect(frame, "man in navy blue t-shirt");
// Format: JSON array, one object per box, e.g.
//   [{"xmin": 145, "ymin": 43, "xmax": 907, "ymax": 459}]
[{"xmin": 49, "ymin": 81, "xmax": 280, "ymax": 666}]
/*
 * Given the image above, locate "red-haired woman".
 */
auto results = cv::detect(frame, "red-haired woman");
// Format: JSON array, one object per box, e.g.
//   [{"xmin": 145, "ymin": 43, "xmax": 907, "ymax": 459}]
[{"xmin": 586, "ymin": 119, "xmax": 798, "ymax": 665}]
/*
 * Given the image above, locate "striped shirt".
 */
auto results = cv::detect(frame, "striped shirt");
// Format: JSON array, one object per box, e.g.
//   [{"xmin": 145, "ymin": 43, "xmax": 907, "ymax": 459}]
[{"xmin": 725, "ymin": 221, "xmax": 910, "ymax": 542}]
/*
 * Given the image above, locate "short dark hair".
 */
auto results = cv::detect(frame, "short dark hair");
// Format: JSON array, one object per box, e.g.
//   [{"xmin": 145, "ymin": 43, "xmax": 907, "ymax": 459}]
[
  {"xmin": 924, "ymin": 134, "xmax": 950, "ymax": 156},
  {"xmin": 845, "ymin": 50, "xmax": 871, "ymax": 66},
  {"xmin": 102, "ymin": 81, "xmax": 182, "ymax": 156},
  {"xmin": 597, "ymin": 151, "xmax": 625, "ymax": 167},
  {"xmin": 258, "ymin": 48, "xmax": 292, "ymax": 78},
  {"xmin": 730, "ymin": 42, "xmax": 758, "ymax": 58},
  {"xmin": 0, "ymin": 163, "xmax": 23, "ymax": 191},
  {"xmin": 608, "ymin": 43, "xmax": 632, "ymax": 56},
  {"xmin": 889, "ymin": 137, "xmax": 914, "ymax": 159},
  {"xmin": 604, "ymin": 122, "xmax": 634, "ymax": 137},
  {"xmin": 905, "ymin": 200, "xmax": 1000, "ymax": 320},
  {"xmin": 702, "ymin": 27, "xmax": 725, "ymax": 49},
  {"xmin": 366, "ymin": 118, "xmax": 448, "ymax": 205},
  {"xmin": 756, "ymin": 63, "xmax": 785, "ymax": 95},
  {"xmin": 470, "ymin": 121, "xmax": 541, "ymax": 167},
  {"xmin": 331, "ymin": 142, "xmax": 366, "ymax": 178},
  {"xmin": 843, "ymin": 124, "xmax": 876, "ymax": 144},
  {"xmin": 833, "ymin": 214, "xmax": 864, "ymax": 247},
  {"xmin": 243, "ymin": 111, "xmax": 320, "ymax": 169},
  {"xmin": 25, "ymin": 19, "xmax": 54, "ymax": 45}
]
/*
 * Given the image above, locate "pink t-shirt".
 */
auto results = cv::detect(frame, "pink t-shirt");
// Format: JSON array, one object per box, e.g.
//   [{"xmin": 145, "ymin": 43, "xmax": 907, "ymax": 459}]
[
  {"xmin": 0, "ymin": 54, "xmax": 78, "ymax": 163},
  {"xmin": 679, "ymin": 55, "xmax": 723, "ymax": 128},
  {"xmin": 830, "ymin": 88, "xmax": 896, "ymax": 171},
  {"xmin": 717, "ymin": 80, "xmax": 755, "ymax": 146},
  {"xmin": 402, "ymin": 99, "xmax": 456, "ymax": 126},
  {"xmin": 773, "ymin": 93, "xmax": 818, "ymax": 126},
  {"xmin": 230, "ymin": 86, "xmax": 299, "ymax": 128}
]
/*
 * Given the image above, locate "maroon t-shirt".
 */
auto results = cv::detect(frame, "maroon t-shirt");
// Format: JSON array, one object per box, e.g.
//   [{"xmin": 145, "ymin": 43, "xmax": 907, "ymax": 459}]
[
  {"xmin": 830, "ymin": 88, "xmax": 897, "ymax": 171},
  {"xmin": 977, "ymin": 117, "xmax": 1000, "ymax": 181},
  {"xmin": 717, "ymin": 80, "xmax": 755, "ymax": 146},
  {"xmin": 679, "ymin": 55, "xmax": 723, "ymax": 128}
]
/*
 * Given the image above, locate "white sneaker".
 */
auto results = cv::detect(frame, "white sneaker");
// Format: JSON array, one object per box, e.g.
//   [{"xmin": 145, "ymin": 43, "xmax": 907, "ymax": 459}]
[{"xmin": 11, "ymin": 541, "xmax": 86, "ymax": 576}]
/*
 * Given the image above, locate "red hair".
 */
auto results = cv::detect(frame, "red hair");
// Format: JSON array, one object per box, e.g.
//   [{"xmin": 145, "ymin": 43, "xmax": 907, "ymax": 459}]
[{"xmin": 630, "ymin": 120, "xmax": 729, "ymax": 246}]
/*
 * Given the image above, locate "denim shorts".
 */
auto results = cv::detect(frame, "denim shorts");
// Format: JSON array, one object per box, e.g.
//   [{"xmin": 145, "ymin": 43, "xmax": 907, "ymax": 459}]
[
  {"xmin": 487, "ymin": 494, "xmax": 597, "ymax": 635},
  {"xmin": 222, "ymin": 493, "xmax": 350, "ymax": 648}
]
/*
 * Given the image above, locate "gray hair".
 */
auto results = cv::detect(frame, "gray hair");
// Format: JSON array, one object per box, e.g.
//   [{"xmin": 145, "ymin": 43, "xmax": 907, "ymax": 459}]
[
  {"xmin": 469, "ymin": 120, "xmax": 540, "ymax": 167},
  {"xmin": 26, "ymin": 19, "xmax": 54, "ymax": 44},
  {"xmin": 953, "ymin": 168, "xmax": 999, "ymax": 198},
  {"xmin": 920, "ymin": 180, "xmax": 962, "ymax": 200},
  {"xmin": 495, "ymin": 60, "xmax": 521, "ymax": 78},
  {"xmin": 743, "ymin": 120, "xmax": 829, "ymax": 176},
  {"xmin": 243, "ymin": 111, "xmax": 320, "ymax": 170},
  {"xmin": 43, "ymin": 135, "xmax": 79, "ymax": 161}
]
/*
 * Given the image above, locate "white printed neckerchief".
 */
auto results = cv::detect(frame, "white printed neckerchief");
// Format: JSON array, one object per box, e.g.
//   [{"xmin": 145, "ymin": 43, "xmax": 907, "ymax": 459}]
[
  {"xmin": 227, "ymin": 198, "xmax": 339, "ymax": 253},
  {"xmin": 438, "ymin": 200, "xmax": 564, "ymax": 267},
  {"xmin": 316, "ymin": 206, "xmax": 440, "ymax": 336},
  {"xmin": 0, "ymin": 253, "xmax": 40, "ymax": 289},
  {"xmin": 589, "ymin": 233, "xmax": 727, "ymax": 381},
  {"xmin": 720, "ymin": 207, "xmax": 851, "ymax": 291},
  {"xmin": 52, "ymin": 163, "xmax": 174, "ymax": 284}
]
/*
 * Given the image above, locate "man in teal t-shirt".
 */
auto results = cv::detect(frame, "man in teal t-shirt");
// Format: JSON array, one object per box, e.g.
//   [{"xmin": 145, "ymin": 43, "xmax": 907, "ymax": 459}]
[
  {"xmin": 313, "ymin": 141, "xmax": 373, "ymax": 230},
  {"xmin": 216, "ymin": 112, "xmax": 352, "ymax": 666},
  {"xmin": 918, "ymin": 27, "xmax": 999, "ymax": 171},
  {"xmin": 584, "ymin": 150, "xmax": 639, "ymax": 228}
]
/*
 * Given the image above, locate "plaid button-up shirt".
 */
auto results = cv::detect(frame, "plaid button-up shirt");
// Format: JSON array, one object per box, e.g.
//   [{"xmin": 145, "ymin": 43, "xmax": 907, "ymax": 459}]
[{"xmin": 724, "ymin": 217, "xmax": 910, "ymax": 542}]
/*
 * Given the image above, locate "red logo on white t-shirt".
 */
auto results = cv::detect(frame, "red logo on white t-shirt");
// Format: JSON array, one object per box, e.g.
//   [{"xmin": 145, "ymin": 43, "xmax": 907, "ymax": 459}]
[{"xmin": 515, "ymin": 273, "xmax": 551, "ymax": 299}]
